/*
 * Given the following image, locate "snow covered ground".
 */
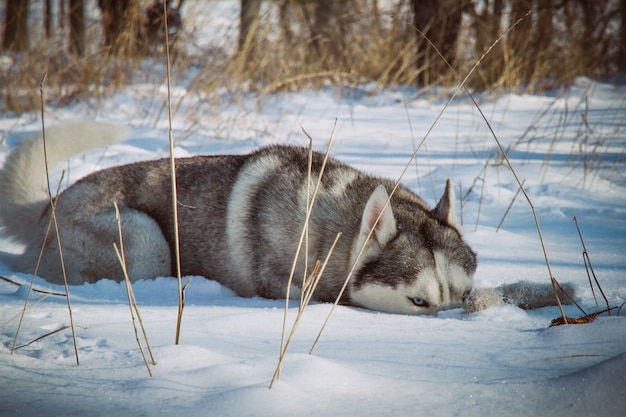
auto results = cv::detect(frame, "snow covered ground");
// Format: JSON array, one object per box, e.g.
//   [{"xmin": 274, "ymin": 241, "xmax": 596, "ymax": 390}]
[
  {"xmin": 1, "ymin": 75, "xmax": 624, "ymax": 417},
  {"xmin": 1, "ymin": 2, "xmax": 625, "ymax": 413}
]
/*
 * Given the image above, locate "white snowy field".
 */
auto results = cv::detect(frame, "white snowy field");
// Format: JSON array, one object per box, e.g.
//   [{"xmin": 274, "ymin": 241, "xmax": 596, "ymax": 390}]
[
  {"xmin": 1, "ymin": 76, "xmax": 625, "ymax": 417},
  {"xmin": 1, "ymin": 55, "xmax": 625, "ymax": 417}
]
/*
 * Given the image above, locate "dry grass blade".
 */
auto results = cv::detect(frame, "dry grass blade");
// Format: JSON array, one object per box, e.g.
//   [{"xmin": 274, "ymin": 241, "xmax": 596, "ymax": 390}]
[
  {"xmin": 552, "ymin": 279, "xmax": 587, "ymax": 317},
  {"xmin": 12, "ymin": 325, "xmax": 71, "ymax": 350},
  {"xmin": 272, "ymin": 123, "xmax": 339, "ymax": 387},
  {"xmin": 573, "ymin": 216, "xmax": 610, "ymax": 314},
  {"xmin": 10, "ymin": 172, "xmax": 64, "ymax": 354},
  {"xmin": 114, "ymin": 242, "xmax": 154, "ymax": 376},
  {"xmin": 113, "ymin": 202, "xmax": 156, "ymax": 376},
  {"xmin": 403, "ymin": 100, "xmax": 435, "ymax": 199},
  {"xmin": 41, "ymin": 77, "xmax": 80, "ymax": 364},
  {"xmin": 301, "ymin": 142, "xmax": 313, "ymax": 306},
  {"xmin": 269, "ymin": 263, "xmax": 321, "ymax": 389},
  {"xmin": 10, "ymin": 74, "xmax": 81, "ymax": 364},
  {"xmin": 277, "ymin": 122, "xmax": 337, "ymax": 370},
  {"xmin": 158, "ymin": 0, "xmax": 184, "ymax": 345},
  {"xmin": 496, "ymin": 179, "xmax": 525, "ymax": 232},
  {"xmin": 1, "ymin": 293, "xmax": 50, "ymax": 331},
  {"xmin": 275, "ymin": 138, "xmax": 312, "ymax": 382},
  {"xmin": 0, "ymin": 274, "xmax": 66, "ymax": 297},
  {"xmin": 270, "ymin": 232, "xmax": 342, "ymax": 389},
  {"xmin": 474, "ymin": 165, "xmax": 487, "ymax": 232},
  {"xmin": 270, "ymin": 264, "xmax": 321, "ymax": 388},
  {"xmin": 472, "ymin": 102, "xmax": 568, "ymax": 322}
]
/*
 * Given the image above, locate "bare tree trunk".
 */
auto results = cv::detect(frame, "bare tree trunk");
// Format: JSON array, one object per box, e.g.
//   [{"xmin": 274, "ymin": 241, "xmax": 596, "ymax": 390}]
[
  {"xmin": 578, "ymin": 0, "xmax": 602, "ymax": 72},
  {"xmin": 2, "ymin": 0, "xmax": 29, "ymax": 52},
  {"xmin": 468, "ymin": 0, "xmax": 505, "ymax": 88},
  {"xmin": 507, "ymin": 0, "xmax": 533, "ymax": 85},
  {"xmin": 59, "ymin": 0, "xmax": 66, "ymax": 29},
  {"xmin": 310, "ymin": 0, "xmax": 349, "ymax": 67},
  {"xmin": 70, "ymin": 0, "xmax": 86, "ymax": 56},
  {"xmin": 98, "ymin": 0, "xmax": 140, "ymax": 55},
  {"xmin": 311, "ymin": 0, "xmax": 333, "ymax": 53},
  {"xmin": 45, "ymin": 0, "xmax": 53, "ymax": 38},
  {"xmin": 411, "ymin": 0, "xmax": 463, "ymax": 85},
  {"xmin": 239, "ymin": 0, "xmax": 261, "ymax": 56},
  {"xmin": 528, "ymin": 0, "xmax": 555, "ymax": 85},
  {"xmin": 278, "ymin": 0, "xmax": 294, "ymax": 42}
]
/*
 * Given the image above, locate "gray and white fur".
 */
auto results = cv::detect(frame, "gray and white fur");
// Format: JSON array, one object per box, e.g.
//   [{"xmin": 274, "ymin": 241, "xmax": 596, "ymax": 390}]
[{"xmin": 0, "ymin": 123, "xmax": 565, "ymax": 315}]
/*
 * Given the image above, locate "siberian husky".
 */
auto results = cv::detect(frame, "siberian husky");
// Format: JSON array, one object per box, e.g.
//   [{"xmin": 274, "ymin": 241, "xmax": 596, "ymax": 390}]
[{"xmin": 0, "ymin": 123, "xmax": 571, "ymax": 314}]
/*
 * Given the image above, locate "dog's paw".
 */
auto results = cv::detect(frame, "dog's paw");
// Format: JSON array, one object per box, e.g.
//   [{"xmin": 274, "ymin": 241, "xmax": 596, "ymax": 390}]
[
  {"xmin": 465, "ymin": 281, "xmax": 576, "ymax": 313},
  {"xmin": 499, "ymin": 281, "xmax": 576, "ymax": 309},
  {"xmin": 464, "ymin": 287, "xmax": 503, "ymax": 313}
]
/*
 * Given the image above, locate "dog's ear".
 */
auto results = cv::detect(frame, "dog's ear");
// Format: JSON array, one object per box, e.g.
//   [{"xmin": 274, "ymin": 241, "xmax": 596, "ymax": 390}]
[
  {"xmin": 432, "ymin": 179, "xmax": 458, "ymax": 228},
  {"xmin": 360, "ymin": 185, "xmax": 397, "ymax": 247}
]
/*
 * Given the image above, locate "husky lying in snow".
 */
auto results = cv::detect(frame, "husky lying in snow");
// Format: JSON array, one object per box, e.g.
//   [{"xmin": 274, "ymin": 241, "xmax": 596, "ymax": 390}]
[{"xmin": 0, "ymin": 123, "xmax": 572, "ymax": 314}]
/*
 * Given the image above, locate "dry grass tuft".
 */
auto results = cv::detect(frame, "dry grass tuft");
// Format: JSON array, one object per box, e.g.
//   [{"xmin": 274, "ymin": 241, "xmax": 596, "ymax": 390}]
[
  {"xmin": 4, "ymin": 1, "xmax": 621, "ymax": 116},
  {"xmin": 270, "ymin": 123, "xmax": 340, "ymax": 388},
  {"xmin": 550, "ymin": 313, "xmax": 598, "ymax": 327},
  {"xmin": 113, "ymin": 201, "xmax": 156, "ymax": 377},
  {"xmin": 10, "ymin": 76, "xmax": 80, "ymax": 365}
]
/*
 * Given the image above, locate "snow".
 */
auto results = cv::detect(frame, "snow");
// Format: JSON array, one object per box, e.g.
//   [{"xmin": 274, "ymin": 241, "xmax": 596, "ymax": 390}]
[{"xmin": 2, "ymin": 5, "xmax": 626, "ymax": 417}]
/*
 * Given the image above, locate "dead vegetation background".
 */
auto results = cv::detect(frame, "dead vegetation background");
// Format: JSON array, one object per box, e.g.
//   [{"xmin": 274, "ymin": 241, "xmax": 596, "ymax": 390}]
[{"xmin": 1, "ymin": 0, "xmax": 625, "ymax": 114}]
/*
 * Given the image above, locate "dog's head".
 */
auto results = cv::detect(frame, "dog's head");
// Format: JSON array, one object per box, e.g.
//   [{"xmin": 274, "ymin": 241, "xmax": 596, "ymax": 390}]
[{"xmin": 348, "ymin": 180, "xmax": 477, "ymax": 315}]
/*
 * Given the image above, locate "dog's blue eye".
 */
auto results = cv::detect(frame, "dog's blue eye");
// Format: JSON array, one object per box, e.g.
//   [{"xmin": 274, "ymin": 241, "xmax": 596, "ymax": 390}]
[{"xmin": 410, "ymin": 297, "xmax": 429, "ymax": 308}]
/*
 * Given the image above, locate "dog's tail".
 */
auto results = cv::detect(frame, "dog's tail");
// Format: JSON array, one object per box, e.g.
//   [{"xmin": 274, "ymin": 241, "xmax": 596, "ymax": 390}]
[{"xmin": 0, "ymin": 122, "xmax": 129, "ymax": 243}]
